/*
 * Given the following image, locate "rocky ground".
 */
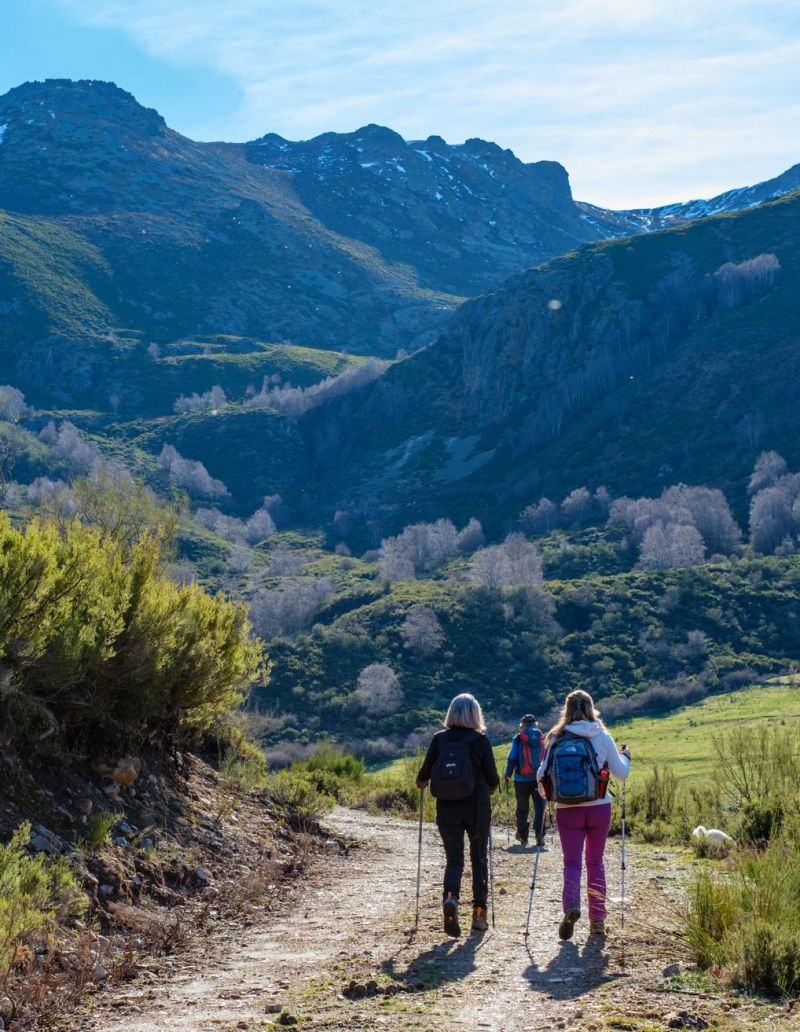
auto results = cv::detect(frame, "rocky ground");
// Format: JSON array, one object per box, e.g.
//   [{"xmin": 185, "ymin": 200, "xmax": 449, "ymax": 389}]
[
  {"xmin": 72, "ymin": 807, "xmax": 799, "ymax": 1032},
  {"xmin": 0, "ymin": 749, "xmax": 319, "ymax": 1031}
]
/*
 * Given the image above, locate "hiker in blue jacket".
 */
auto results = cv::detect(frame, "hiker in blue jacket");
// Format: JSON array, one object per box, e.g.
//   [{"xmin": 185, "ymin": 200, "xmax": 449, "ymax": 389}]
[{"xmin": 504, "ymin": 714, "xmax": 546, "ymax": 848}]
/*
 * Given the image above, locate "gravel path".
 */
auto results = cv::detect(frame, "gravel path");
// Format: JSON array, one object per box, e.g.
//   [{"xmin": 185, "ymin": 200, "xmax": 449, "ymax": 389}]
[{"xmin": 85, "ymin": 807, "xmax": 799, "ymax": 1032}]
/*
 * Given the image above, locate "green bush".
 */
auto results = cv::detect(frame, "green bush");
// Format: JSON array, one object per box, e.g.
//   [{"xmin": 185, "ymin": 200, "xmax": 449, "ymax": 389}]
[
  {"xmin": 0, "ymin": 823, "xmax": 86, "ymax": 992},
  {"xmin": 267, "ymin": 770, "xmax": 335, "ymax": 824},
  {"xmin": 0, "ymin": 497, "xmax": 266, "ymax": 753},
  {"xmin": 82, "ymin": 810, "xmax": 122, "ymax": 851},
  {"xmin": 682, "ymin": 871, "xmax": 739, "ymax": 970},
  {"xmin": 301, "ymin": 744, "xmax": 365, "ymax": 783},
  {"xmin": 737, "ymin": 798, "xmax": 786, "ymax": 846},
  {"xmin": 682, "ymin": 822, "xmax": 800, "ymax": 993},
  {"xmin": 216, "ymin": 746, "xmax": 269, "ymax": 818},
  {"xmin": 731, "ymin": 921, "xmax": 800, "ymax": 996}
]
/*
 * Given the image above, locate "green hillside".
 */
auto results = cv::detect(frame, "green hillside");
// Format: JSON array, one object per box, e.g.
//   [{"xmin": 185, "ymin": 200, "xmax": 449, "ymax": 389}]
[
  {"xmin": 257, "ymin": 553, "xmax": 800, "ymax": 753},
  {"xmin": 303, "ymin": 188, "xmax": 800, "ymax": 538}
]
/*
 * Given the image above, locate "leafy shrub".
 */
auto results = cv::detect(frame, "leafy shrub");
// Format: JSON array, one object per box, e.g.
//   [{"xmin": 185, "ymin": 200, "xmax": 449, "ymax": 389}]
[
  {"xmin": 82, "ymin": 810, "xmax": 122, "ymax": 850},
  {"xmin": 217, "ymin": 747, "xmax": 269, "ymax": 818},
  {"xmin": 682, "ymin": 871, "xmax": 739, "ymax": 970},
  {"xmin": 301, "ymin": 744, "xmax": 365, "ymax": 783},
  {"xmin": 690, "ymin": 835, "xmax": 732, "ymax": 860},
  {"xmin": 0, "ymin": 496, "xmax": 265, "ymax": 753},
  {"xmin": 737, "ymin": 798, "xmax": 785, "ymax": 847},
  {"xmin": 284, "ymin": 745, "xmax": 366, "ymax": 804},
  {"xmin": 267, "ymin": 770, "xmax": 335, "ymax": 825},
  {"xmin": 730, "ymin": 921, "xmax": 800, "ymax": 996},
  {"xmin": 682, "ymin": 757, "xmax": 800, "ymax": 994},
  {"xmin": 0, "ymin": 823, "xmax": 86, "ymax": 993},
  {"xmin": 629, "ymin": 766, "xmax": 677, "ymax": 824}
]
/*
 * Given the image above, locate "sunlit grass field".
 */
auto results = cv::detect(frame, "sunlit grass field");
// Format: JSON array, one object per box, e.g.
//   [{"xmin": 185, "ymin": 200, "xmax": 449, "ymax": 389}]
[
  {"xmin": 607, "ymin": 676, "xmax": 800, "ymax": 784},
  {"xmin": 370, "ymin": 677, "xmax": 800, "ymax": 794}
]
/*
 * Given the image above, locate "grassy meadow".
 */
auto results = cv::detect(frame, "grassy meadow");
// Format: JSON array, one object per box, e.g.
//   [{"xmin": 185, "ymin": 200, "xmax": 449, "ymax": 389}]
[
  {"xmin": 366, "ymin": 676, "xmax": 800, "ymax": 797},
  {"xmin": 608, "ymin": 676, "xmax": 800, "ymax": 785}
]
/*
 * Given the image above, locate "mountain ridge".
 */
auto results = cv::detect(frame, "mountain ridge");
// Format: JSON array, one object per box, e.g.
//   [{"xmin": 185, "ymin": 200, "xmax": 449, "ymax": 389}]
[{"xmin": 1, "ymin": 76, "xmax": 797, "ymax": 391}]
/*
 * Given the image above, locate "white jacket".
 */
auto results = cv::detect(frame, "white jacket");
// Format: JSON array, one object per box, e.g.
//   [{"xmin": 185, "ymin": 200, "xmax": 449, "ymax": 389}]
[{"xmin": 537, "ymin": 719, "xmax": 630, "ymax": 808}]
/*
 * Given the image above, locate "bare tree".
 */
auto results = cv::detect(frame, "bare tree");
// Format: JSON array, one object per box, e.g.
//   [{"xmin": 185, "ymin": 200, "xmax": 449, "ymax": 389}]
[
  {"xmin": 639, "ymin": 521, "xmax": 706, "ymax": 569},
  {"xmin": 610, "ymin": 484, "xmax": 739, "ymax": 555},
  {"xmin": 0, "ymin": 386, "xmax": 33, "ymax": 423},
  {"xmin": 378, "ymin": 518, "xmax": 459, "ymax": 581},
  {"xmin": 469, "ymin": 534, "xmax": 544, "ymax": 590},
  {"xmin": 196, "ymin": 504, "xmax": 276, "ymax": 545},
  {"xmin": 456, "ymin": 517, "xmax": 485, "ymax": 553},
  {"xmin": 503, "ymin": 532, "xmax": 544, "ymax": 588},
  {"xmin": 749, "ymin": 474, "xmax": 800, "ymax": 554},
  {"xmin": 247, "ymin": 358, "xmax": 389, "ymax": 416},
  {"xmin": 748, "ymin": 451, "xmax": 788, "ymax": 496},
  {"xmin": 401, "ymin": 605, "xmax": 445, "ymax": 660},
  {"xmin": 355, "ymin": 663, "xmax": 403, "ymax": 716},
  {"xmin": 468, "ymin": 545, "xmax": 511, "ymax": 590},
  {"xmin": 40, "ymin": 421, "xmax": 105, "ymax": 473},
  {"xmin": 249, "ymin": 577, "xmax": 334, "ymax": 640},
  {"xmin": 158, "ymin": 444, "xmax": 229, "ymax": 498},
  {"xmin": 714, "ymin": 253, "xmax": 780, "ymax": 308},
  {"xmin": 661, "ymin": 485, "xmax": 741, "ymax": 554},
  {"xmin": 561, "ymin": 487, "xmax": 592, "ymax": 527},
  {"xmin": 174, "ymin": 384, "xmax": 227, "ymax": 414},
  {"xmin": 520, "ymin": 497, "xmax": 558, "ymax": 535}
]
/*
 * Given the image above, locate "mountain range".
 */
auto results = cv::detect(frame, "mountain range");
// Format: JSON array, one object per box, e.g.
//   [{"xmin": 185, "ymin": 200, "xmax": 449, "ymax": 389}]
[
  {"xmin": 1, "ymin": 77, "xmax": 799, "ymax": 538},
  {"xmin": 2, "ymin": 80, "xmax": 799, "ymax": 377}
]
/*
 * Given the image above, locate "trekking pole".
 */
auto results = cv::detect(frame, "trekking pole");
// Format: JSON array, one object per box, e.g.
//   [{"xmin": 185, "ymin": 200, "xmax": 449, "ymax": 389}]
[
  {"xmin": 414, "ymin": 786, "xmax": 424, "ymax": 932},
  {"xmin": 620, "ymin": 782, "xmax": 627, "ymax": 933},
  {"xmin": 488, "ymin": 821, "xmax": 496, "ymax": 929},
  {"xmin": 505, "ymin": 781, "xmax": 511, "ymax": 845},
  {"xmin": 523, "ymin": 843, "xmax": 541, "ymax": 941}
]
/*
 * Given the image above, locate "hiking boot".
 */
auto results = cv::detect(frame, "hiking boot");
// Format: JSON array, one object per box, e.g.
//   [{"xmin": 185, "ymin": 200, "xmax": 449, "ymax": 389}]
[
  {"xmin": 471, "ymin": 906, "xmax": 489, "ymax": 932},
  {"xmin": 589, "ymin": 919, "xmax": 606, "ymax": 937},
  {"xmin": 443, "ymin": 893, "xmax": 460, "ymax": 937},
  {"xmin": 558, "ymin": 907, "xmax": 581, "ymax": 941},
  {"xmin": 536, "ymin": 838, "xmax": 546, "ymax": 850},
  {"xmin": 515, "ymin": 830, "xmax": 527, "ymax": 845}
]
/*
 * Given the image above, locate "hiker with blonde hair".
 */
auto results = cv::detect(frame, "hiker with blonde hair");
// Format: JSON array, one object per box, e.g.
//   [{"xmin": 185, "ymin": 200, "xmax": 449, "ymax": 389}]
[
  {"xmin": 417, "ymin": 693, "xmax": 499, "ymax": 936},
  {"xmin": 537, "ymin": 689, "xmax": 630, "ymax": 939}
]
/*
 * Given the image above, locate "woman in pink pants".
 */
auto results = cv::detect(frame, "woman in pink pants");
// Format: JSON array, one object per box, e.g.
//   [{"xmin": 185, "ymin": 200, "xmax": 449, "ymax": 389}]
[{"xmin": 537, "ymin": 690, "xmax": 630, "ymax": 939}]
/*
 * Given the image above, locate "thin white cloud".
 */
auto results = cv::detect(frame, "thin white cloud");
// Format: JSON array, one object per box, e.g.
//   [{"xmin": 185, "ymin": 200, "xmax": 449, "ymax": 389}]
[{"xmin": 57, "ymin": 0, "xmax": 800, "ymax": 207}]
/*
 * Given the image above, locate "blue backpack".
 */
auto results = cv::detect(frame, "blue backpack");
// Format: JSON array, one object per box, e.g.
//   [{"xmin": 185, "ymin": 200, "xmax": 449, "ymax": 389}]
[{"xmin": 543, "ymin": 732, "xmax": 601, "ymax": 804}]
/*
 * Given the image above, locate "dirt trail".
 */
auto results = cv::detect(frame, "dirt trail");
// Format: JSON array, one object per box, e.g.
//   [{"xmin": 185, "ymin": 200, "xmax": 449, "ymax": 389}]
[{"xmin": 85, "ymin": 807, "xmax": 797, "ymax": 1032}]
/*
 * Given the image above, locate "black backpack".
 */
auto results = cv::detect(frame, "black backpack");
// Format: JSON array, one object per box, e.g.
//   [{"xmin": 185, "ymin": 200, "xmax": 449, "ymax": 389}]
[{"xmin": 430, "ymin": 732, "xmax": 478, "ymax": 800}]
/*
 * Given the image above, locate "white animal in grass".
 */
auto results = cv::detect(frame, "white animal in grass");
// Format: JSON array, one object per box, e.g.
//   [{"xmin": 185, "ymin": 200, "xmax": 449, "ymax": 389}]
[{"xmin": 691, "ymin": 825, "xmax": 734, "ymax": 843}]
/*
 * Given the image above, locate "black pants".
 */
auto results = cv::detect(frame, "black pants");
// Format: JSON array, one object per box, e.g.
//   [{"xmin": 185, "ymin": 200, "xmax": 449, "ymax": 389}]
[
  {"xmin": 438, "ymin": 815, "xmax": 489, "ymax": 907},
  {"xmin": 514, "ymin": 781, "xmax": 545, "ymax": 843}
]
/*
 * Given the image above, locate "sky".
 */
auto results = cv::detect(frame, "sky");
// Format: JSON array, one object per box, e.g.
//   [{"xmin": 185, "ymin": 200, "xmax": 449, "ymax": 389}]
[{"xmin": 2, "ymin": 0, "xmax": 799, "ymax": 208}]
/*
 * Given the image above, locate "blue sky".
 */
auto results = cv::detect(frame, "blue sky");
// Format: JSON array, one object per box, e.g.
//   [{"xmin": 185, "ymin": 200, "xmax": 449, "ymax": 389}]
[{"xmin": 3, "ymin": 0, "xmax": 799, "ymax": 208}]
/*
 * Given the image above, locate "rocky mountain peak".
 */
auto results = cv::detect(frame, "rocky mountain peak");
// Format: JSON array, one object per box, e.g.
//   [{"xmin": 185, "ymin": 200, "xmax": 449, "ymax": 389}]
[
  {"xmin": 0, "ymin": 79, "xmax": 198, "ymax": 215},
  {"xmin": 245, "ymin": 123, "xmax": 582, "ymax": 295},
  {"xmin": 0, "ymin": 78, "xmax": 166, "ymax": 138}
]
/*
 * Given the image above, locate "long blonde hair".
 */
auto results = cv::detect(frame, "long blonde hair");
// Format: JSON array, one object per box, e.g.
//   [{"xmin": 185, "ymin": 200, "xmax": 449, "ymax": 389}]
[
  {"xmin": 444, "ymin": 693, "xmax": 486, "ymax": 732},
  {"xmin": 545, "ymin": 689, "xmax": 604, "ymax": 747}
]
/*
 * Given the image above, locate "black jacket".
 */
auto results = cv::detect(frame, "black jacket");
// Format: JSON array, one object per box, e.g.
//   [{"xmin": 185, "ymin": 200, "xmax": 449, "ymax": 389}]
[{"xmin": 417, "ymin": 727, "xmax": 500, "ymax": 825}]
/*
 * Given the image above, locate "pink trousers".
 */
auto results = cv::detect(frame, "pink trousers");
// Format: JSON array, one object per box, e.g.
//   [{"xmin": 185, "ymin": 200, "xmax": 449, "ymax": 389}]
[{"xmin": 556, "ymin": 803, "xmax": 612, "ymax": 920}]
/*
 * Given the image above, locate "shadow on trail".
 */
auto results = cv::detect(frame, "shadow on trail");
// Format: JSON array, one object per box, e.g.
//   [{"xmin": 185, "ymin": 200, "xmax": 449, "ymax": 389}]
[
  {"xmin": 524, "ymin": 934, "xmax": 623, "ymax": 1000},
  {"xmin": 382, "ymin": 932, "xmax": 487, "ymax": 990}
]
